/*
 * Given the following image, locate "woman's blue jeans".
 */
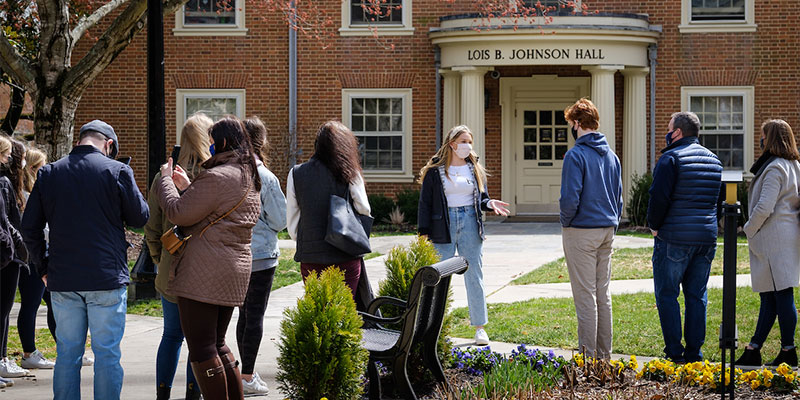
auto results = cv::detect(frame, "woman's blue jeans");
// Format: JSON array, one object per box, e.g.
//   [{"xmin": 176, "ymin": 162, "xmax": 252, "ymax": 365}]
[
  {"xmin": 749, "ymin": 287, "xmax": 797, "ymax": 350},
  {"xmin": 433, "ymin": 206, "xmax": 488, "ymax": 327},
  {"xmin": 156, "ymin": 297, "xmax": 196, "ymax": 389}
]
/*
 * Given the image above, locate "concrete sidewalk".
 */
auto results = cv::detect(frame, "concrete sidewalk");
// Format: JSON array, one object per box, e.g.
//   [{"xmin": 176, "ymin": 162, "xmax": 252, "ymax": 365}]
[{"xmin": 4, "ymin": 222, "xmax": 712, "ymax": 399}]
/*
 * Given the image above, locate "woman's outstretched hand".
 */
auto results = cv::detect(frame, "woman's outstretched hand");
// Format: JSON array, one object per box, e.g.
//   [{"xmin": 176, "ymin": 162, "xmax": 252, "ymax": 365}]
[
  {"xmin": 489, "ymin": 200, "xmax": 510, "ymax": 216},
  {"xmin": 159, "ymin": 157, "xmax": 174, "ymax": 180},
  {"xmin": 172, "ymin": 164, "xmax": 191, "ymax": 191}
]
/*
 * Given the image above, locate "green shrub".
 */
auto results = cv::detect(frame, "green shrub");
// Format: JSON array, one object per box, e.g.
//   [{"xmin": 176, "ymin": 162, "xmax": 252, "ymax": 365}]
[
  {"xmin": 277, "ymin": 268, "xmax": 368, "ymax": 400},
  {"xmin": 377, "ymin": 236, "xmax": 452, "ymax": 387},
  {"xmin": 625, "ymin": 172, "xmax": 653, "ymax": 227},
  {"xmin": 395, "ymin": 188, "xmax": 420, "ymax": 225},
  {"xmin": 368, "ymin": 193, "xmax": 395, "ymax": 225}
]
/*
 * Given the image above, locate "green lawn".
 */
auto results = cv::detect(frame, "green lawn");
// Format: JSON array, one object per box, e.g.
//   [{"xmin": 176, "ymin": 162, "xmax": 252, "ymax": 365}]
[
  {"xmin": 5, "ymin": 326, "xmax": 60, "ymax": 361},
  {"xmin": 450, "ymin": 286, "xmax": 799, "ymax": 362},
  {"xmin": 512, "ymin": 245, "xmax": 751, "ymax": 285},
  {"xmin": 127, "ymin": 249, "xmax": 382, "ymax": 317}
]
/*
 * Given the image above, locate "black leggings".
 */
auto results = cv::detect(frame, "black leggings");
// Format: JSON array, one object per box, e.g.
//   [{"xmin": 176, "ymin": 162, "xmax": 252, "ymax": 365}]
[
  {"xmin": 236, "ymin": 268, "xmax": 275, "ymax": 375},
  {"xmin": 17, "ymin": 268, "xmax": 57, "ymax": 352},
  {"xmin": 1, "ymin": 265, "xmax": 20, "ymax": 357},
  {"xmin": 177, "ymin": 297, "xmax": 234, "ymax": 362}
]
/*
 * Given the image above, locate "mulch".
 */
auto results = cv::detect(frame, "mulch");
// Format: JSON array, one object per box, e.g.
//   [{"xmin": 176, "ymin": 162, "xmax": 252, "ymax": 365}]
[{"xmin": 125, "ymin": 230, "xmax": 144, "ymax": 260}]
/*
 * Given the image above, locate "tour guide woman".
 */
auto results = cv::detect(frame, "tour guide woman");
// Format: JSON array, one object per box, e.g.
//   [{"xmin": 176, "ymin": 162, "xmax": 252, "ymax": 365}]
[
  {"xmin": 158, "ymin": 116, "xmax": 261, "ymax": 399},
  {"xmin": 417, "ymin": 125, "xmax": 509, "ymax": 345},
  {"xmin": 736, "ymin": 119, "xmax": 800, "ymax": 368}
]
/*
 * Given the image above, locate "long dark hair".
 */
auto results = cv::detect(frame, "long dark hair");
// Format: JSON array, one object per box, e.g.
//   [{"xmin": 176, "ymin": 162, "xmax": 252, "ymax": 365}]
[
  {"xmin": 243, "ymin": 116, "xmax": 269, "ymax": 167},
  {"xmin": 313, "ymin": 120, "xmax": 362, "ymax": 185},
  {"xmin": 205, "ymin": 116, "xmax": 262, "ymax": 192},
  {"xmin": 1, "ymin": 139, "xmax": 26, "ymax": 210}
]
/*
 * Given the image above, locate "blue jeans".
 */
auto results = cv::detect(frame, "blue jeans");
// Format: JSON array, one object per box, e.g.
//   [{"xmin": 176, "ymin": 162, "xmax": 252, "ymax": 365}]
[
  {"xmin": 434, "ymin": 206, "xmax": 487, "ymax": 327},
  {"xmin": 750, "ymin": 287, "xmax": 797, "ymax": 350},
  {"xmin": 156, "ymin": 297, "xmax": 196, "ymax": 389},
  {"xmin": 652, "ymin": 238, "xmax": 715, "ymax": 362},
  {"xmin": 51, "ymin": 288, "xmax": 127, "ymax": 400}
]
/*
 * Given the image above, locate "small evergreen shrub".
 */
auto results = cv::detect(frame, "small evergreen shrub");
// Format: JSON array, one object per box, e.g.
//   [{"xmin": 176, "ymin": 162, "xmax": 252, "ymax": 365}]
[
  {"xmin": 377, "ymin": 236, "xmax": 452, "ymax": 388},
  {"xmin": 626, "ymin": 172, "xmax": 653, "ymax": 227},
  {"xmin": 277, "ymin": 268, "xmax": 368, "ymax": 400},
  {"xmin": 368, "ymin": 194, "xmax": 395, "ymax": 227},
  {"xmin": 395, "ymin": 188, "xmax": 420, "ymax": 225}
]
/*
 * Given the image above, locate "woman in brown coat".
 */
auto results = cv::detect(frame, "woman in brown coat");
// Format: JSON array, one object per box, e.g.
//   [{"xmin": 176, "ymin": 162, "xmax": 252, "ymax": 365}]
[{"xmin": 158, "ymin": 116, "xmax": 261, "ymax": 400}]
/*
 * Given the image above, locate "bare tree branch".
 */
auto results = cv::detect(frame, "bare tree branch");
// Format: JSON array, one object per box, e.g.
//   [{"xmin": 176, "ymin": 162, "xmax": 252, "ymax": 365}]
[
  {"xmin": 71, "ymin": 0, "xmax": 131, "ymax": 43},
  {"xmin": 0, "ymin": 31, "xmax": 37, "ymax": 94},
  {"xmin": 64, "ymin": 0, "xmax": 190, "ymax": 96}
]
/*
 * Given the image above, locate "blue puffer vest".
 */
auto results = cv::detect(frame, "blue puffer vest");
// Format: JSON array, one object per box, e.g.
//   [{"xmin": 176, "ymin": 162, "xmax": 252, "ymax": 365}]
[{"xmin": 657, "ymin": 140, "xmax": 722, "ymax": 245}]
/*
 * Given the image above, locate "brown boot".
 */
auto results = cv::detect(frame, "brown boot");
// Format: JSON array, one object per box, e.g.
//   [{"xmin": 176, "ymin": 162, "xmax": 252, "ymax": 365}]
[
  {"xmin": 220, "ymin": 352, "xmax": 244, "ymax": 400},
  {"xmin": 190, "ymin": 356, "xmax": 228, "ymax": 400}
]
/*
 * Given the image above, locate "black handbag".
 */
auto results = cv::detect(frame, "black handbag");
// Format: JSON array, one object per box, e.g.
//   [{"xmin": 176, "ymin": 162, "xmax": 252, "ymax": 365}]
[{"xmin": 325, "ymin": 189, "xmax": 373, "ymax": 256}]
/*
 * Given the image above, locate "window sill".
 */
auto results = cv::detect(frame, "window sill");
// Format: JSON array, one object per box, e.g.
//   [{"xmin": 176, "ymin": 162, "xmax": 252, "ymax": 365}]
[
  {"xmin": 173, "ymin": 27, "xmax": 249, "ymax": 37},
  {"xmin": 678, "ymin": 23, "xmax": 756, "ymax": 33},
  {"xmin": 339, "ymin": 26, "xmax": 415, "ymax": 37},
  {"xmin": 363, "ymin": 173, "xmax": 415, "ymax": 183}
]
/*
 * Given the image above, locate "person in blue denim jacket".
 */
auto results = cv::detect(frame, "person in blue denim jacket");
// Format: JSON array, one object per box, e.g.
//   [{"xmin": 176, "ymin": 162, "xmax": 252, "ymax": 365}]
[
  {"xmin": 647, "ymin": 111, "xmax": 722, "ymax": 363},
  {"xmin": 237, "ymin": 117, "xmax": 287, "ymax": 395},
  {"xmin": 418, "ymin": 125, "xmax": 509, "ymax": 346}
]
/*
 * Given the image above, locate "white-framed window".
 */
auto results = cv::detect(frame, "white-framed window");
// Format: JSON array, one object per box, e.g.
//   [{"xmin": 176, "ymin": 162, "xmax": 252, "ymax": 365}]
[
  {"xmin": 175, "ymin": 89, "xmax": 245, "ymax": 140},
  {"xmin": 681, "ymin": 86, "xmax": 754, "ymax": 171},
  {"xmin": 173, "ymin": 0, "xmax": 247, "ymax": 36},
  {"xmin": 679, "ymin": 0, "xmax": 755, "ymax": 33},
  {"xmin": 342, "ymin": 89, "xmax": 413, "ymax": 182},
  {"xmin": 340, "ymin": 0, "xmax": 414, "ymax": 36}
]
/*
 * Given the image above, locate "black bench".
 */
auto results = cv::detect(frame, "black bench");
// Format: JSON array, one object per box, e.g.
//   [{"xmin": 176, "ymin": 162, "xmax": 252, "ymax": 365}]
[{"xmin": 360, "ymin": 256, "xmax": 469, "ymax": 400}]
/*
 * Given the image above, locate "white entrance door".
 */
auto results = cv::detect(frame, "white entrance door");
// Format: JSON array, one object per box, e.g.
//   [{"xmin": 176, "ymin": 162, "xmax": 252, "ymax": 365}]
[{"xmin": 514, "ymin": 103, "xmax": 575, "ymax": 214}]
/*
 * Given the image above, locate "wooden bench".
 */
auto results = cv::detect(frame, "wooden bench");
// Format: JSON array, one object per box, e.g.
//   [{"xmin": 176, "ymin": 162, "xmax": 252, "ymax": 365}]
[{"xmin": 360, "ymin": 256, "xmax": 469, "ymax": 400}]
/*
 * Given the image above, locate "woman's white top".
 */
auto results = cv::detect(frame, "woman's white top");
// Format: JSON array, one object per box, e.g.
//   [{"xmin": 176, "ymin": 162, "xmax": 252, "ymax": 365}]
[
  {"xmin": 443, "ymin": 165, "xmax": 474, "ymax": 208},
  {"xmin": 285, "ymin": 172, "xmax": 371, "ymax": 241}
]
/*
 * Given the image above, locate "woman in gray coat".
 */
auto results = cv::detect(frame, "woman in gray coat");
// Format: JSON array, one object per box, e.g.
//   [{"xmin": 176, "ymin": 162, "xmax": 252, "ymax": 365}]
[{"xmin": 736, "ymin": 119, "xmax": 800, "ymax": 367}]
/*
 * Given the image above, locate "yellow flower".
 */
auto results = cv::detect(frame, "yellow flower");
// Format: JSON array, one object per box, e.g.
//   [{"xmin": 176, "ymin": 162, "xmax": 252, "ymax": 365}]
[
  {"xmin": 751, "ymin": 380, "xmax": 760, "ymax": 390},
  {"xmin": 777, "ymin": 363, "xmax": 791, "ymax": 376},
  {"xmin": 764, "ymin": 370, "xmax": 774, "ymax": 381}
]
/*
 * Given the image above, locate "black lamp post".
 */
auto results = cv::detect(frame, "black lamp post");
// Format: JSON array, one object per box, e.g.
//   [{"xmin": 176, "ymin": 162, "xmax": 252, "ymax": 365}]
[{"xmin": 720, "ymin": 170, "xmax": 742, "ymax": 399}]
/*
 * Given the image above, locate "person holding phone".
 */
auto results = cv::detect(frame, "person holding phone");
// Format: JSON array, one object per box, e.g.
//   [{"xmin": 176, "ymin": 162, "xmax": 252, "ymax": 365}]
[{"xmin": 144, "ymin": 113, "xmax": 213, "ymax": 400}]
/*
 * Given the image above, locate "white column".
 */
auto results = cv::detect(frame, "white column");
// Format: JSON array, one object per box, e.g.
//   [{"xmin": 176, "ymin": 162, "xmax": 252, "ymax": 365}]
[
  {"xmin": 582, "ymin": 65, "xmax": 621, "ymax": 152},
  {"xmin": 440, "ymin": 69, "xmax": 461, "ymax": 138},
  {"xmin": 621, "ymin": 67, "xmax": 650, "ymax": 212},
  {"xmin": 454, "ymin": 66, "xmax": 490, "ymax": 163}
]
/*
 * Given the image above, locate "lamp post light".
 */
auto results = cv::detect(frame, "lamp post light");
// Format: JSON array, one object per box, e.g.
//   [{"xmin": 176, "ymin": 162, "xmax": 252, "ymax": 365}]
[{"xmin": 720, "ymin": 170, "xmax": 742, "ymax": 400}]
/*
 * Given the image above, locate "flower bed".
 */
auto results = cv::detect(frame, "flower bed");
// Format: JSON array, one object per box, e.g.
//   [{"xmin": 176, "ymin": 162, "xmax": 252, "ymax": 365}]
[{"xmin": 436, "ymin": 346, "xmax": 799, "ymax": 399}]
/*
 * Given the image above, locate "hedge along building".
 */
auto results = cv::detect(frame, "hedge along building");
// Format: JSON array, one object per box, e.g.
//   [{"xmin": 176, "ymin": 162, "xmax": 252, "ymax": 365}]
[{"xmin": 63, "ymin": 0, "xmax": 797, "ymax": 217}]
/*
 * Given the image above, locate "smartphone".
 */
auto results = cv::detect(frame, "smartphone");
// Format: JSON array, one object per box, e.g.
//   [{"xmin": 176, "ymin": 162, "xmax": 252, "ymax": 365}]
[
  {"xmin": 118, "ymin": 156, "xmax": 131, "ymax": 165},
  {"xmin": 171, "ymin": 145, "xmax": 181, "ymax": 163}
]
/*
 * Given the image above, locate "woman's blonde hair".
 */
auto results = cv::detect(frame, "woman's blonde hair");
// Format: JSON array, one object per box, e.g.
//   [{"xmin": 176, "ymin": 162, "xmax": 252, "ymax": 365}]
[
  {"xmin": 23, "ymin": 147, "xmax": 47, "ymax": 193},
  {"xmin": 0, "ymin": 135, "xmax": 10, "ymax": 156},
  {"xmin": 178, "ymin": 113, "xmax": 214, "ymax": 179},
  {"xmin": 417, "ymin": 125, "xmax": 487, "ymax": 192},
  {"xmin": 762, "ymin": 119, "xmax": 800, "ymax": 161}
]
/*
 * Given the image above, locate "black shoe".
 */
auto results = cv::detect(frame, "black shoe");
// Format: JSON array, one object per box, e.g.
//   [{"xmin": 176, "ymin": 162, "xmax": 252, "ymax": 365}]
[
  {"xmin": 769, "ymin": 348, "xmax": 798, "ymax": 367},
  {"xmin": 735, "ymin": 348, "xmax": 762, "ymax": 367},
  {"xmin": 185, "ymin": 382, "xmax": 202, "ymax": 400},
  {"xmin": 156, "ymin": 383, "xmax": 171, "ymax": 400}
]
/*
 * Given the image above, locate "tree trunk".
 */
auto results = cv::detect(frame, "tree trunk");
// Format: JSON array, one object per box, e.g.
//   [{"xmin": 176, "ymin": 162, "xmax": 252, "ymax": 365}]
[
  {"xmin": 33, "ymin": 89, "xmax": 81, "ymax": 161},
  {"xmin": 0, "ymin": 85, "xmax": 25, "ymax": 136}
]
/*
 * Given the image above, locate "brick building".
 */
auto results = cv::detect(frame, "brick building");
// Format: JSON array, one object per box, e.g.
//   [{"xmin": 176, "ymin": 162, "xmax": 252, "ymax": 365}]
[{"xmin": 61, "ymin": 0, "xmax": 800, "ymax": 216}]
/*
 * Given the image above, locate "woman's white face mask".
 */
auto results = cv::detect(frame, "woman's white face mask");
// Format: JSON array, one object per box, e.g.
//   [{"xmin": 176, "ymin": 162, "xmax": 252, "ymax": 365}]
[{"xmin": 453, "ymin": 143, "xmax": 472, "ymax": 159}]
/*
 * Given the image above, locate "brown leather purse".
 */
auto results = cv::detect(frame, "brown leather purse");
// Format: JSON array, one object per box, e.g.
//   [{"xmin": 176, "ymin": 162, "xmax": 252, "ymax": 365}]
[{"xmin": 160, "ymin": 189, "xmax": 249, "ymax": 255}]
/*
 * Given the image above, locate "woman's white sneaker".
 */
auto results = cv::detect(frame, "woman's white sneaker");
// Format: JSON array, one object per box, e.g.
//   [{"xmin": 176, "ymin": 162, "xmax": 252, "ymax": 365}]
[
  {"xmin": 474, "ymin": 328, "xmax": 490, "ymax": 346},
  {"xmin": 0, "ymin": 358, "xmax": 29, "ymax": 378},
  {"xmin": 242, "ymin": 372, "xmax": 269, "ymax": 395},
  {"xmin": 21, "ymin": 350, "xmax": 55, "ymax": 369}
]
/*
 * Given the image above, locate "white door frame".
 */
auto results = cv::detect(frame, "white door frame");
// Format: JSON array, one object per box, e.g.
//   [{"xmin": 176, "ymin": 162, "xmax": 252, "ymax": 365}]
[{"xmin": 499, "ymin": 75, "xmax": 590, "ymax": 216}]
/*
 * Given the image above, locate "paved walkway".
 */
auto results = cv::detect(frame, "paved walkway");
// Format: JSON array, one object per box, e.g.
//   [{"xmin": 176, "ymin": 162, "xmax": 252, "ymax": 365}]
[{"xmin": 4, "ymin": 222, "xmax": 743, "ymax": 399}]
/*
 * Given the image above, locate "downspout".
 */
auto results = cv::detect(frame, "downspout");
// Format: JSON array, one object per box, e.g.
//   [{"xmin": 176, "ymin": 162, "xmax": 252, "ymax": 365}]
[
  {"xmin": 288, "ymin": 1, "xmax": 298, "ymax": 170},
  {"xmin": 434, "ymin": 46, "xmax": 442, "ymax": 149},
  {"xmin": 648, "ymin": 43, "xmax": 658, "ymax": 172}
]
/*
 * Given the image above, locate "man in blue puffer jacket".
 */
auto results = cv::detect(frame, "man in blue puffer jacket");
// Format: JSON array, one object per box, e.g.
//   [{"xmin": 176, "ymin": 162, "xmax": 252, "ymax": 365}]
[
  {"xmin": 559, "ymin": 98, "xmax": 623, "ymax": 360},
  {"xmin": 648, "ymin": 111, "xmax": 722, "ymax": 363}
]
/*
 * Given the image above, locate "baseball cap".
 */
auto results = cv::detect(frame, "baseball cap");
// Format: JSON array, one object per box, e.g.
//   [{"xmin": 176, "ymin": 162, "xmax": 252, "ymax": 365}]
[{"xmin": 79, "ymin": 120, "xmax": 118, "ymax": 158}]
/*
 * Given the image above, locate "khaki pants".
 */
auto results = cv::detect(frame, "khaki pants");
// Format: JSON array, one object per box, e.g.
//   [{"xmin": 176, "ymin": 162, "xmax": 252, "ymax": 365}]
[{"xmin": 562, "ymin": 226, "xmax": 615, "ymax": 359}]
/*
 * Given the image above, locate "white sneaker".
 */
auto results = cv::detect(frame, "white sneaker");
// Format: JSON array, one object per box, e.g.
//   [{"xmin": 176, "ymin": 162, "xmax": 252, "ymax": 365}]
[
  {"xmin": 253, "ymin": 371, "xmax": 268, "ymax": 387},
  {"xmin": 0, "ymin": 376, "xmax": 13, "ymax": 388},
  {"xmin": 0, "ymin": 358, "xmax": 29, "ymax": 378},
  {"xmin": 474, "ymin": 328, "xmax": 490, "ymax": 345},
  {"xmin": 82, "ymin": 355, "xmax": 94, "ymax": 366},
  {"xmin": 242, "ymin": 372, "xmax": 269, "ymax": 395},
  {"xmin": 21, "ymin": 350, "xmax": 55, "ymax": 369}
]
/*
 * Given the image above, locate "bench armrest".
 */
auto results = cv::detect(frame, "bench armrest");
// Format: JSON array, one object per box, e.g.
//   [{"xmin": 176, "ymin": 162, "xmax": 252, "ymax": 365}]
[
  {"xmin": 366, "ymin": 296, "xmax": 408, "ymax": 316},
  {"xmin": 359, "ymin": 311, "xmax": 403, "ymax": 326}
]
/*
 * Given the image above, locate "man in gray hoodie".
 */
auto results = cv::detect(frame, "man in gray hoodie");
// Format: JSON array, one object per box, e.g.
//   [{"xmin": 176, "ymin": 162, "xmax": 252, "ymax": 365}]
[{"xmin": 559, "ymin": 98, "xmax": 623, "ymax": 360}]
